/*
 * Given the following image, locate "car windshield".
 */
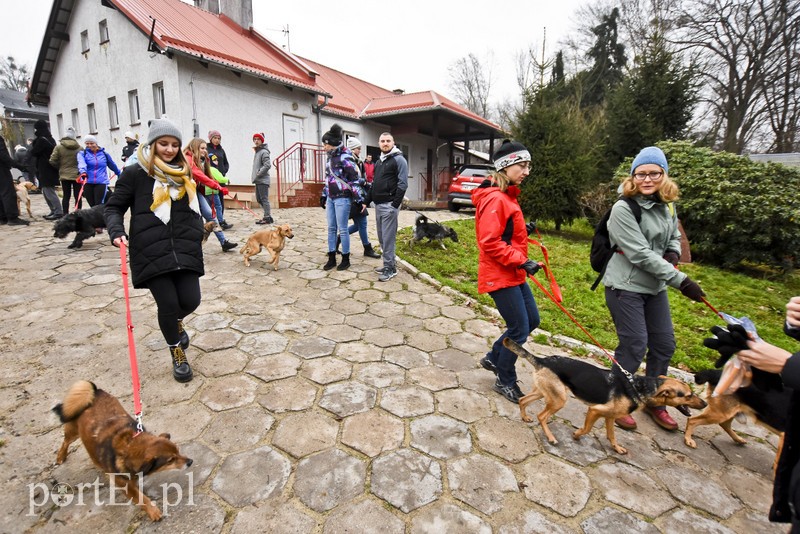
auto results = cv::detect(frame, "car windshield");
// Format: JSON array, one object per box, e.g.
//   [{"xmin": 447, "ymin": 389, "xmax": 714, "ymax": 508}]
[{"xmin": 459, "ymin": 167, "xmax": 491, "ymax": 178}]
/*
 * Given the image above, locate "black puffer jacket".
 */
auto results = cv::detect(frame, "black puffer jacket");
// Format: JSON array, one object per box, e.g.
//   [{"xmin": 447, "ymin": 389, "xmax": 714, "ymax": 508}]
[
  {"xmin": 29, "ymin": 121, "xmax": 59, "ymax": 187},
  {"xmin": 105, "ymin": 164, "xmax": 204, "ymax": 288}
]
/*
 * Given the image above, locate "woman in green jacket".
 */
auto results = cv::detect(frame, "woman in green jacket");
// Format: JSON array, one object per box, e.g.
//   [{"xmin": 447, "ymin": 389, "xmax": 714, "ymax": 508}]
[
  {"xmin": 48, "ymin": 127, "xmax": 82, "ymax": 214},
  {"xmin": 603, "ymin": 146, "xmax": 705, "ymax": 431}
]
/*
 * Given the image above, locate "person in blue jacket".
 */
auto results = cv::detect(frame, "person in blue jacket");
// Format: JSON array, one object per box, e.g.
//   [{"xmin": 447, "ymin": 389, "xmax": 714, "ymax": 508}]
[{"xmin": 77, "ymin": 135, "xmax": 121, "ymax": 206}]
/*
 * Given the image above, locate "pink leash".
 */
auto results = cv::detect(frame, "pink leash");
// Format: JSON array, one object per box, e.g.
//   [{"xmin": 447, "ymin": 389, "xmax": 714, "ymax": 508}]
[{"xmin": 119, "ymin": 242, "xmax": 143, "ymax": 435}]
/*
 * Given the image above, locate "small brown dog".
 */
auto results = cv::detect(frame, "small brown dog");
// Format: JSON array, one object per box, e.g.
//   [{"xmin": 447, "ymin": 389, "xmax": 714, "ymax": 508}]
[
  {"xmin": 202, "ymin": 220, "xmax": 218, "ymax": 243},
  {"xmin": 15, "ymin": 181, "xmax": 35, "ymax": 218},
  {"xmin": 240, "ymin": 223, "xmax": 294, "ymax": 269},
  {"xmin": 53, "ymin": 381, "xmax": 193, "ymax": 521},
  {"xmin": 503, "ymin": 339, "xmax": 707, "ymax": 454}
]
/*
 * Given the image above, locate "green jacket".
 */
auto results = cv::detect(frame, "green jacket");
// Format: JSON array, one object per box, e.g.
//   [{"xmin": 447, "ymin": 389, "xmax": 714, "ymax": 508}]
[
  {"xmin": 205, "ymin": 166, "xmax": 228, "ymax": 195},
  {"xmin": 602, "ymin": 195, "xmax": 686, "ymax": 295},
  {"xmin": 48, "ymin": 137, "xmax": 81, "ymax": 181}
]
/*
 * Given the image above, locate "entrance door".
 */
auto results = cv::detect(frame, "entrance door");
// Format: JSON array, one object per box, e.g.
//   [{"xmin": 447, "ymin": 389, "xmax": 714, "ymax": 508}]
[{"xmin": 282, "ymin": 115, "xmax": 304, "ymax": 151}]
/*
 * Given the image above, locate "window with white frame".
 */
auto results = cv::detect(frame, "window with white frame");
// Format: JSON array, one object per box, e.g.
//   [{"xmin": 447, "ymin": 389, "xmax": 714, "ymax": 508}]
[
  {"xmin": 71, "ymin": 108, "xmax": 80, "ymax": 136},
  {"xmin": 128, "ymin": 90, "xmax": 140, "ymax": 124},
  {"xmin": 56, "ymin": 114, "xmax": 64, "ymax": 138},
  {"xmin": 80, "ymin": 30, "xmax": 89, "ymax": 53},
  {"xmin": 108, "ymin": 97, "xmax": 118, "ymax": 129},
  {"xmin": 99, "ymin": 20, "xmax": 109, "ymax": 44},
  {"xmin": 152, "ymin": 82, "xmax": 166, "ymax": 118},
  {"xmin": 87, "ymin": 104, "xmax": 97, "ymax": 134}
]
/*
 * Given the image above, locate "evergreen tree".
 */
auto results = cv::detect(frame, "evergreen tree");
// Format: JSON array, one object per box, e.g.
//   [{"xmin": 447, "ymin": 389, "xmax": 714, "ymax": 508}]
[{"xmin": 582, "ymin": 7, "xmax": 627, "ymax": 108}]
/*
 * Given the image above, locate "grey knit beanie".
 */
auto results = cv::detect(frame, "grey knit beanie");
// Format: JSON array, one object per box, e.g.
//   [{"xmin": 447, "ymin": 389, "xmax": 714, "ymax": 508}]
[{"xmin": 146, "ymin": 118, "xmax": 182, "ymax": 146}]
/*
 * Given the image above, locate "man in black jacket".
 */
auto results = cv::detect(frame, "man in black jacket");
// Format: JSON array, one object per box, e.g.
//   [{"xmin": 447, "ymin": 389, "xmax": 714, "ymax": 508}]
[
  {"xmin": 0, "ymin": 128, "xmax": 28, "ymax": 225},
  {"xmin": 365, "ymin": 132, "xmax": 408, "ymax": 282}
]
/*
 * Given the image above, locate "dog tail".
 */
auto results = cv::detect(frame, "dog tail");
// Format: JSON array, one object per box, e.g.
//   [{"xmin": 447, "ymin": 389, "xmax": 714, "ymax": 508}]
[
  {"xmin": 501, "ymin": 338, "xmax": 545, "ymax": 368},
  {"xmin": 53, "ymin": 380, "xmax": 97, "ymax": 423},
  {"xmin": 694, "ymin": 369, "xmax": 722, "ymax": 386}
]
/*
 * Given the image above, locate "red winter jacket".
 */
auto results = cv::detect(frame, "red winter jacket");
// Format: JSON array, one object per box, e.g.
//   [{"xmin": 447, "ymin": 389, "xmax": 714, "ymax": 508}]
[
  {"xmin": 472, "ymin": 182, "xmax": 530, "ymax": 294},
  {"xmin": 185, "ymin": 150, "xmax": 221, "ymax": 191}
]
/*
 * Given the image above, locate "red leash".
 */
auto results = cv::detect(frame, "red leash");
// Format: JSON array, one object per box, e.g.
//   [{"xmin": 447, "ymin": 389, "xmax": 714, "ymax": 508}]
[
  {"xmin": 527, "ymin": 236, "xmax": 563, "ymax": 302},
  {"xmin": 74, "ymin": 181, "xmax": 86, "ymax": 210},
  {"xmin": 225, "ymin": 192, "xmax": 260, "ymax": 219},
  {"xmin": 119, "ymin": 242, "xmax": 143, "ymax": 435}
]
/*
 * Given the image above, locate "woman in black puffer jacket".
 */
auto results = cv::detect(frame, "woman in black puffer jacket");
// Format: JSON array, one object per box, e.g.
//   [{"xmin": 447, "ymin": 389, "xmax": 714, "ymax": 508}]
[{"xmin": 105, "ymin": 118, "xmax": 203, "ymax": 383}]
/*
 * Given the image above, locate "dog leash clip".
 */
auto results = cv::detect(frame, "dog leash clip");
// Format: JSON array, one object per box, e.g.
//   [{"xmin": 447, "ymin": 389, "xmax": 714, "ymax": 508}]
[{"xmin": 134, "ymin": 413, "xmax": 144, "ymax": 437}]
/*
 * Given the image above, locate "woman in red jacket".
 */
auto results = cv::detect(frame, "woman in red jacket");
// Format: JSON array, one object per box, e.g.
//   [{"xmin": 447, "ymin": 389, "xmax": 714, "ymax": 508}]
[
  {"xmin": 472, "ymin": 140, "xmax": 541, "ymax": 403},
  {"xmin": 184, "ymin": 138, "xmax": 236, "ymax": 252}
]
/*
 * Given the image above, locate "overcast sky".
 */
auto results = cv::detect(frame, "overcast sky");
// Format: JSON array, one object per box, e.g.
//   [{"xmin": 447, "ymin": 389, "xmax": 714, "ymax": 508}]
[{"xmin": 3, "ymin": 0, "xmax": 587, "ymax": 104}]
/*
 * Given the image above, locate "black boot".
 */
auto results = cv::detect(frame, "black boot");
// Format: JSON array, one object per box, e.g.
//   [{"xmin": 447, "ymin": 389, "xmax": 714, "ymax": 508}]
[
  {"xmin": 178, "ymin": 319, "xmax": 190, "ymax": 350},
  {"xmin": 323, "ymin": 251, "xmax": 337, "ymax": 271},
  {"xmin": 170, "ymin": 346, "xmax": 193, "ymax": 382},
  {"xmin": 363, "ymin": 245, "xmax": 381, "ymax": 258},
  {"xmin": 337, "ymin": 253, "xmax": 351, "ymax": 271}
]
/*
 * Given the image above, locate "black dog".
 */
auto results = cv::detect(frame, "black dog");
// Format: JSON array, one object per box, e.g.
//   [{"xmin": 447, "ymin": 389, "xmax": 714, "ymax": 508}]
[
  {"xmin": 411, "ymin": 214, "xmax": 458, "ymax": 250},
  {"xmin": 53, "ymin": 204, "xmax": 107, "ymax": 249}
]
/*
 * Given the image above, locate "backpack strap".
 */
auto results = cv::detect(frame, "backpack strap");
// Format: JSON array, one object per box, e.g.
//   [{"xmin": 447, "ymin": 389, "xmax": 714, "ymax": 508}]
[{"xmin": 590, "ymin": 196, "xmax": 642, "ymax": 291}]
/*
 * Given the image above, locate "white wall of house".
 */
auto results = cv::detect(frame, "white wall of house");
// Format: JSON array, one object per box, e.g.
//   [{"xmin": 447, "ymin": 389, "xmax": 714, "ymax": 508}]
[{"xmin": 46, "ymin": 0, "xmax": 178, "ymax": 165}]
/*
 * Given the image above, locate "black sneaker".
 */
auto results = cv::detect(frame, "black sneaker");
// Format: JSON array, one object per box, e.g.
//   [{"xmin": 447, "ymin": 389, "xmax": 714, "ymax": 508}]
[
  {"xmin": 493, "ymin": 379, "xmax": 523, "ymax": 403},
  {"xmin": 220, "ymin": 221, "xmax": 233, "ymax": 230},
  {"xmin": 255, "ymin": 218, "xmax": 268, "ymax": 225},
  {"xmin": 221, "ymin": 240, "xmax": 237, "ymax": 252},
  {"xmin": 479, "ymin": 356, "xmax": 498, "ymax": 375},
  {"xmin": 8, "ymin": 218, "xmax": 29, "ymax": 226},
  {"xmin": 264, "ymin": 216, "xmax": 274, "ymax": 224}
]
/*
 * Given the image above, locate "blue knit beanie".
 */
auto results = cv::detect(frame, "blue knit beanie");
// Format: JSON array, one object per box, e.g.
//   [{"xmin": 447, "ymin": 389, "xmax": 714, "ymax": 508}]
[{"xmin": 630, "ymin": 146, "xmax": 668, "ymax": 175}]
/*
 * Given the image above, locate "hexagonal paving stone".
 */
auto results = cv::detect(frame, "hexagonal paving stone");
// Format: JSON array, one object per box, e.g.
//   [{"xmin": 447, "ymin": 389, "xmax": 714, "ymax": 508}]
[
  {"xmin": 288, "ymin": 336, "xmax": 337, "ymax": 359},
  {"xmin": 390, "ymin": 315, "xmax": 424, "ymax": 333},
  {"xmin": 720, "ymin": 465, "xmax": 774, "ymax": 512},
  {"xmin": 272, "ymin": 412, "xmax": 339, "ymax": 458},
  {"xmin": 199, "ymin": 375, "xmax": 259, "ymax": 411},
  {"xmin": 318, "ymin": 288, "xmax": 353, "ymax": 302},
  {"xmin": 192, "ymin": 329, "xmax": 243, "ymax": 352},
  {"xmin": 193, "ymin": 348, "xmax": 249, "ymax": 377},
  {"xmin": 341, "ymin": 409, "xmax": 404, "ymax": 457},
  {"xmin": 144, "ymin": 402, "xmax": 214, "ymax": 443},
  {"xmin": 440, "ymin": 304, "xmax": 476, "ymax": 321},
  {"xmin": 592, "ymin": 462, "xmax": 675, "ymax": 518},
  {"xmin": 448, "ymin": 332, "xmax": 490, "ymax": 355},
  {"xmin": 368, "ymin": 300, "xmax": 405, "ymax": 318},
  {"xmin": 323, "ymin": 498, "xmax": 404, "ymax": 534},
  {"xmin": 521, "ymin": 455, "xmax": 591, "ymax": 517},
  {"xmin": 301, "ymin": 357, "xmax": 352, "ymax": 384},
  {"xmin": 424, "ymin": 316, "xmax": 462, "ymax": 335},
  {"xmin": 538, "ymin": 423, "xmax": 607, "ymax": 467},
  {"xmin": 318, "ymin": 324, "xmax": 362, "ymax": 343},
  {"xmin": 245, "ymin": 354, "xmax": 301, "ymax": 383},
  {"xmin": 336, "ymin": 341, "xmax": 382, "ymax": 363},
  {"xmin": 354, "ymin": 289, "xmax": 386, "ymax": 303},
  {"xmin": 231, "ymin": 500, "xmax": 316, "ymax": 534},
  {"xmin": 345, "ymin": 313, "xmax": 385, "ymax": 329},
  {"xmin": 436, "ymin": 388, "xmax": 492, "ymax": 423},
  {"xmin": 404, "ymin": 302, "xmax": 439, "ymax": 319},
  {"xmin": 201, "ymin": 406, "xmax": 274, "ymax": 453},
  {"xmin": 655, "ymin": 509, "xmax": 736, "ymax": 534},
  {"xmin": 258, "ymin": 377, "xmax": 318, "ymax": 413},
  {"xmin": 655, "ymin": 465, "xmax": 741, "ymax": 518},
  {"xmin": 498, "ymin": 510, "xmax": 576, "ymax": 534},
  {"xmin": 408, "ymin": 366, "xmax": 459, "ymax": 391},
  {"xmin": 211, "ymin": 446, "xmax": 290, "ymax": 507},
  {"xmin": 474, "ymin": 417, "xmax": 541, "ymax": 462},
  {"xmin": 406, "ymin": 331, "xmax": 448, "ymax": 353},
  {"xmin": 581, "ymin": 507, "xmax": 660, "ymax": 534},
  {"xmin": 410, "ymin": 502, "xmax": 490, "ymax": 534},
  {"xmin": 136, "ymin": 493, "xmax": 225, "ymax": 533},
  {"xmin": 238, "ymin": 332, "xmax": 289, "ymax": 356},
  {"xmin": 356, "ymin": 362, "xmax": 405, "ymax": 388},
  {"xmin": 383, "ymin": 345, "xmax": 429, "ymax": 369},
  {"xmin": 293, "ymin": 448, "xmax": 367, "ymax": 512},
  {"xmin": 189, "ymin": 312, "xmax": 231, "ymax": 331},
  {"xmin": 431, "ymin": 348, "xmax": 475, "ymax": 372},
  {"xmin": 319, "ymin": 381, "xmax": 377, "ymax": 417},
  {"xmin": 362, "ymin": 328, "xmax": 405, "ymax": 347},
  {"xmin": 448, "ymin": 454, "xmax": 518, "ymax": 515},
  {"xmin": 410, "ymin": 414, "xmax": 472, "ymax": 459},
  {"xmin": 380, "ymin": 386, "xmax": 434, "ymax": 417},
  {"xmin": 229, "ymin": 314, "xmax": 277, "ymax": 333},
  {"xmin": 335, "ymin": 298, "xmax": 368, "ymax": 315},
  {"xmin": 464, "ymin": 318, "xmax": 502, "ymax": 338},
  {"xmin": 371, "ymin": 449, "xmax": 442, "ymax": 513},
  {"xmin": 389, "ymin": 290, "xmax": 421, "ymax": 305}
]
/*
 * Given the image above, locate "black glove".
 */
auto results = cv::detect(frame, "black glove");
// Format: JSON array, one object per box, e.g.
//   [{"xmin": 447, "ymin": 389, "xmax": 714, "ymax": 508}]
[
  {"xmin": 679, "ymin": 277, "xmax": 705, "ymax": 302},
  {"xmin": 526, "ymin": 221, "xmax": 537, "ymax": 236},
  {"xmin": 319, "ymin": 196, "xmax": 326, "ymax": 209},
  {"xmin": 784, "ymin": 322, "xmax": 800, "ymax": 342},
  {"xmin": 520, "ymin": 260, "xmax": 541, "ymax": 276},
  {"xmin": 663, "ymin": 250, "xmax": 680, "ymax": 266},
  {"xmin": 703, "ymin": 324, "xmax": 750, "ymax": 368}
]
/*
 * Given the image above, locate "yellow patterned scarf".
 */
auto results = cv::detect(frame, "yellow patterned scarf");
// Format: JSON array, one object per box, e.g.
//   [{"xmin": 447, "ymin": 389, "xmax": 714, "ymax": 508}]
[{"xmin": 137, "ymin": 144, "xmax": 200, "ymax": 224}]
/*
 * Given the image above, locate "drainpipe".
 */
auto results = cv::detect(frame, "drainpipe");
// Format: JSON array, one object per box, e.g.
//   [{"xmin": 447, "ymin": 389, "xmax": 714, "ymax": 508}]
[
  {"xmin": 190, "ymin": 71, "xmax": 199, "ymax": 138},
  {"xmin": 312, "ymin": 94, "xmax": 329, "ymax": 144}
]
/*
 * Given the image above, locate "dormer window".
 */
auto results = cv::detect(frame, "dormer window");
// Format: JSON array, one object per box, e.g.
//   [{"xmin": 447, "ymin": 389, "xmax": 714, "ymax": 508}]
[{"xmin": 99, "ymin": 20, "xmax": 109, "ymax": 44}]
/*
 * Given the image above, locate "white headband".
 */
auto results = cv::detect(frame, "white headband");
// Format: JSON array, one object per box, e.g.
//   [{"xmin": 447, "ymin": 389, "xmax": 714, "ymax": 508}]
[{"xmin": 494, "ymin": 150, "xmax": 531, "ymax": 171}]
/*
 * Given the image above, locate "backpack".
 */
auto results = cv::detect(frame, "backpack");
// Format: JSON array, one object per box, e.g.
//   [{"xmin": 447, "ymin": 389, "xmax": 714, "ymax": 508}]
[{"xmin": 590, "ymin": 197, "xmax": 641, "ymax": 290}]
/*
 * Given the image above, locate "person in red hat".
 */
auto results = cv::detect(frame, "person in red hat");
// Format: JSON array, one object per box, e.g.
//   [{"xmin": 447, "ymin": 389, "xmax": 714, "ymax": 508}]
[{"xmin": 251, "ymin": 132, "xmax": 273, "ymax": 224}]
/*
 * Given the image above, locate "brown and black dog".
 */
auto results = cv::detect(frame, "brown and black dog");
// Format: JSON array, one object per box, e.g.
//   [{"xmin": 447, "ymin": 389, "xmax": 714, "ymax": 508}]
[
  {"xmin": 53, "ymin": 381, "xmax": 192, "ymax": 521},
  {"xmin": 685, "ymin": 369, "xmax": 789, "ymax": 472},
  {"xmin": 240, "ymin": 223, "xmax": 294, "ymax": 269},
  {"xmin": 503, "ymin": 339, "xmax": 707, "ymax": 454}
]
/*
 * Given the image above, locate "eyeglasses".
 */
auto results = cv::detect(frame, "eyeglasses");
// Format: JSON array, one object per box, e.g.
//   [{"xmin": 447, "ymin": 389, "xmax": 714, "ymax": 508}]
[{"xmin": 633, "ymin": 171, "xmax": 664, "ymax": 182}]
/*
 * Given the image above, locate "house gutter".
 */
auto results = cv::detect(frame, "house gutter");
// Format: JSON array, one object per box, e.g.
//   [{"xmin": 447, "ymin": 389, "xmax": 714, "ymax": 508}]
[{"xmin": 312, "ymin": 95, "xmax": 329, "ymax": 145}]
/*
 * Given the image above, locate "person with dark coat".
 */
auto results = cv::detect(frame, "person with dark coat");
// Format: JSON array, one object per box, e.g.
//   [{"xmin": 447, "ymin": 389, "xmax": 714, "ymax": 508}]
[
  {"xmin": 105, "ymin": 118, "xmax": 204, "ymax": 383},
  {"xmin": 733, "ymin": 296, "xmax": 800, "ymax": 531},
  {"xmin": 204, "ymin": 130, "xmax": 231, "ymax": 229},
  {"xmin": 121, "ymin": 131, "xmax": 139, "ymax": 163},
  {"xmin": 0, "ymin": 127, "xmax": 28, "ymax": 225},
  {"xmin": 29, "ymin": 120, "xmax": 63, "ymax": 219},
  {"xmin": 49, "ymin": 127, "xmax": 82, "ymax": 213}
]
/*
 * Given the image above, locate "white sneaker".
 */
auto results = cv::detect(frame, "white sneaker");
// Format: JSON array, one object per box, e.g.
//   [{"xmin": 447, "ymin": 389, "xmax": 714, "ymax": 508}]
[{"xmin": 378, "ymin": 269, "xmax": 397, "ymax": 282}]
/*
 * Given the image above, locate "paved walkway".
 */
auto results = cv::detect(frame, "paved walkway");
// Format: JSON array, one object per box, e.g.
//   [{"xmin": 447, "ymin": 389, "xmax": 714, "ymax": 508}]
[{"xmin": 0, "ymin": 196, "xmax": 786, "ymax": 533}]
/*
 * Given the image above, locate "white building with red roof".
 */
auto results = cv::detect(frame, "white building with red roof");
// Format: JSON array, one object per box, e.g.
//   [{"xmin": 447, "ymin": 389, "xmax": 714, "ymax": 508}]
[{"xmin": 29, "ymin": 0, "xmax": 503, "ymax": 207}]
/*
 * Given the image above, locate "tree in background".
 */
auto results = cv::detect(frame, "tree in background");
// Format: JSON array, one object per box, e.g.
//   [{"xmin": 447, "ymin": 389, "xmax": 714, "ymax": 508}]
[
  {"xmin": 0, "ymin": 56, "xmax": 30, "ymax": 93},
  {"xmin": 578, "ymin": 7, "xmax": 627, "ymax": 108},
  {"xmin": 447, "ymin": 53, "xmax": 494, "ymax": 119}
]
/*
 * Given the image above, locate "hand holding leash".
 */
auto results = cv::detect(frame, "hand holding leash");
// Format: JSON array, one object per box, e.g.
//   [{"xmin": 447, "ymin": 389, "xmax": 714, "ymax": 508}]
[
  {"xmin": 219, "ymin": 186, "xmax": 229, "ymax": 196},
  {"xmin": 520, "ymin": 259, "xmax": 542, "ymax": 276},
  {"xmin": 679, "ymin": 277, "xmax": 705, "ymax": 302},
  {"xmin": 113, "ymin": 235, "xmax": 129, "ymax": 248},
  {"xmin": 526, "ymin": 221, "xmax": 537, "ymax": 236},
  {"xmin": 663, "ymin": 250, "xmax": 680, "ymax": 266},
  {"xmin": 77, "ymin": 173, "xmax": 87, "ymax": 184}
]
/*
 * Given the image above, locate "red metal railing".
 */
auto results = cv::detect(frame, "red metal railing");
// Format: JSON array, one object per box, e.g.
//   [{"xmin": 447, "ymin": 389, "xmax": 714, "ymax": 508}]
[{"xmin": 275, "ymin": 142, "xmax": 326, "ymax": 203}]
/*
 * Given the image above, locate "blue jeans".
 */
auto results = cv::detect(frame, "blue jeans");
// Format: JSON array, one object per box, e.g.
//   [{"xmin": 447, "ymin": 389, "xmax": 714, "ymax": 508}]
[
  {"xmin": 487, "ymin": 282, "xmax": 540, "ymax": 386},
  {"xmin": 327, "ymin": 197, "xmax": 351, "ymax": 254},
  {"xmin": 197, "ymin": 195, "xmax": 225, "ymax": 244},
  {"xmin": 206, "ymin": 194, "xmax": 224, "ymax": 222},
  {"xmin": 348, "ymin": 213, "xmax": 370, "ymax": 246}
]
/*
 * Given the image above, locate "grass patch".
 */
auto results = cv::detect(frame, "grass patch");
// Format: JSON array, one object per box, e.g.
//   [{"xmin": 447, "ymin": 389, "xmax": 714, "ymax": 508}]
[{"xmin": 398, "ymin": 218, "xmax": 800, "ymax": 371}]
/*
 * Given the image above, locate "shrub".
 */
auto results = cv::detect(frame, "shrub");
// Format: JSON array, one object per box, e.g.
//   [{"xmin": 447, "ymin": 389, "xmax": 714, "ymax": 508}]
[{"xmin": 617, "ymin": 140, "xmax": 800, "ymax": 271}]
